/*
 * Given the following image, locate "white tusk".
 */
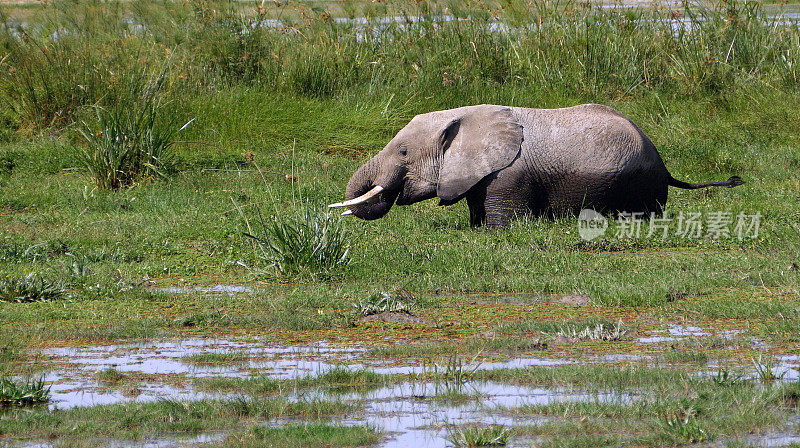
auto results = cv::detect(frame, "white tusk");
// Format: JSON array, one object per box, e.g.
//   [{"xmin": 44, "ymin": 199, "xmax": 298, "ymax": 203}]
[
  {"xmin": 328, "ymin": 185, "xmax": 384, "ymax": 208},
  {"xmin": 341, "ymin": 210, "xmax": 353, "ymax": 216}
]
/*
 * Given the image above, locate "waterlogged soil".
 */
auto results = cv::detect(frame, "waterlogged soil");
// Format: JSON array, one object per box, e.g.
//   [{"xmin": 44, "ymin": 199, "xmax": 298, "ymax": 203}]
[
  {"xmin": 292, "ymin": 382, "xmax": 636, "ymax": 448},
  {"xmin": 38, "ymin": 338, "xmax": 576, "ymax": 410},
  {"xmin": 11, "ymin": 287, "xmax": 800, "ymax": 447},
  {"xmin": 34, "ymin": 329, "xmax": 800, "ymax": 410}
]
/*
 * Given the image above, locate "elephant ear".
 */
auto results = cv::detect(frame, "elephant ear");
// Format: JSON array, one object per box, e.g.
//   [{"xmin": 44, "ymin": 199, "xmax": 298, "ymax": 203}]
[{"xmin": 436, "ymin": 106, "xmax": 523, "ymax": 202}]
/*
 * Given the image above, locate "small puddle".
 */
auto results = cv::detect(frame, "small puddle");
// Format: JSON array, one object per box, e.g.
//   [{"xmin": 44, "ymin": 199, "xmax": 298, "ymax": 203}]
[
  {"xmin": 637, "ymin": 325, "xmax": 727, "ymax": 344},
  {"xmin": 751, "ymin": 433, "xmax": 800, "ymax": 447},
  {"xmin": 154, "ymin": 285, "xmax": 253, "ymax": 295}
]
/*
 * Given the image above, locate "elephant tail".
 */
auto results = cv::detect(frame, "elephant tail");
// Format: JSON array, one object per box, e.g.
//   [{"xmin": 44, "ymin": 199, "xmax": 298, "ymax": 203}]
[{"xmin": 668, "ymin": 175, "xmax": 744, "ymax": 190}]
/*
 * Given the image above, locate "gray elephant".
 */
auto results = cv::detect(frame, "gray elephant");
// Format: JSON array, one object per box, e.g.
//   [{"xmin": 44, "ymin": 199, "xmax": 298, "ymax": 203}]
[{"xmin": 330, "ymin": 104, "xmax": 743, "ymax": 227}]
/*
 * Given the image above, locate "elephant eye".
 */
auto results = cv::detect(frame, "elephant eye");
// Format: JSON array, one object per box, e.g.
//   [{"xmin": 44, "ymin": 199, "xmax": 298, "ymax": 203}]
[{"xmin": 399, "ymin": 148, "xmax": 408, "ymax": 156}]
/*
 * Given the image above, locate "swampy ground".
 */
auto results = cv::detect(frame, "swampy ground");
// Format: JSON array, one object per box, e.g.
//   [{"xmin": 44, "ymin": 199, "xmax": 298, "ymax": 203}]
[{"xmin": 1, "ymin": 0, "xmax": 800, "ymax": 447}]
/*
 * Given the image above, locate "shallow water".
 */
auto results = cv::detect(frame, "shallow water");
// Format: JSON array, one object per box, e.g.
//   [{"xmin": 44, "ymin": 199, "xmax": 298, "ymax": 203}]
[
  {"xmin": 17, "ymin": 432, "xmax": 225, "ymax": 448},
  {"xmin": 39, "ymin": 338, "xmax": 571, "ymax": 409},
  {"xmin": 295, "ymin": 381, "xmax": 636, "ymax": 448},
  {"xmin": 23, "ymin": 334, "xmax": 800, "ymax": 447},
  {"xmin": 637, "ymin": 324, "xmax": 708, "ymax": 343},
  {"xmin": 154, "ymin": 285, "xmax": 253, "ymax": 295},
  {"xmin": 44, "ymin": 371, "xmax": 217, "ymax": 411}
]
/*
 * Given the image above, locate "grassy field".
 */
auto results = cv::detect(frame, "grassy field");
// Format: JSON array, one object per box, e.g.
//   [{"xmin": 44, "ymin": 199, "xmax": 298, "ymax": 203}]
[{"xmin": 1, "ymin": 0, "xmax": 799, "ymax": 447}]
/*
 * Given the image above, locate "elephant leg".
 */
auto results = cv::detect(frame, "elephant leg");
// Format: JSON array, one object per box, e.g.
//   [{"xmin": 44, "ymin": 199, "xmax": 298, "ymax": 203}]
[
  {"xmin": 480, "ymin": 169, "xmax": 533, "ymax": 228},
  {"xmin": 484, "ymin": 197, "xmax": 528, "ymax": 228},
  {"xmin": 466, "ymin": 188, "xmax": 487, "ymax": 227}
]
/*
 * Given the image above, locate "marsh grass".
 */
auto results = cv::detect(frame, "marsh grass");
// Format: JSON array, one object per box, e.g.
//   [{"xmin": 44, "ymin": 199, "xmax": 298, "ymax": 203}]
[
  {"xmin": 0, "ymin": 376, "xmax": 49, "ymax": 406},
  {"xmin": 752, "ymin": 355, "xmax": 786, "ymax": 383},
  {"xmin": 311, "ymin": 368, "xmax": 384, "ymax": 390},
  {"xmin": 427, "ymin": 354, "xmax": 482, "ymax": 388},
  {"xmin": 555, "ymin": 320, "xmax": 627, "ymax": 342},
  {"xmin": 75, "ymin": 67, "xmax": 192, "ymax": 190},
  {"xmin": 503, "ymin": 318, "xmax": 627, "ymax": 342},
  {"xmin": 446, "ymin": 424, "xmax": 512, "ymax": 447},
  {"xmin": 662, "ymin": 349, "xmax": 710, "ymax": 365},
  {"xmin": 0, "ymin": 240, "xmax": 69, "ymax": 263},
  {"xmin": 95, "ymin": 367, "xmax": 125, "ymax": 385},
  {"xmin": 353, "ymin": 290, "xmax": 415, "ymax": 316},
  {"xmin": 224, "ymin": 423, "xmax": 381, "ymax": 448},
  {"xmin": 0, "ymin": 274, "xmax": 65, "ymax": 303},
  {"xmin": 243, "ymin": 202, "xmax": 350, "ymax": 279},
  {"xmin": 0, "ymin": 396, "xmax": 360, "ymax": 440},
  {"xmin": 659, "ymin": 406, "xmax": 712, "ymax": 444},
  {"xmin": 712, "ymin": 368, "xmax": 745, "ymax": 387},
  {"xmin": 194, "ymin": 369, "xmax": 385, "ymax": 395},
  {"xmin": 0, "ymin": 4, "xmax": 156, "ymax": 130},
  {"xmin": 1, "ymin": 0, "xmax": 799, "ymax": 133}
]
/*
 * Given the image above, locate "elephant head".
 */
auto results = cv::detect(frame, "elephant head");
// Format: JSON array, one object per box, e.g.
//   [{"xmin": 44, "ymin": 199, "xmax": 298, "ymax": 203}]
[{"xmin": 329, "ymin": 105, "xmax": 524, "ymax": 219}]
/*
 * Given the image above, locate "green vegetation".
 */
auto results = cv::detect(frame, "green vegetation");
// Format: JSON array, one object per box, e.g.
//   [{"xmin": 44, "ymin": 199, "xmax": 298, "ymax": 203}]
[
  {"xmin": 494, "ymin": 365, "xmax": 796, "ymax": 447},
  {"xmin": 0, "ymin": 376, "xmax": 49, "ymax": 406},
  {"xmin": 447, "ymin": 424, "xmax": 512, "ymax": 447},
  {"xmin": 95, "ymin": 367, "xmax": 126, "ymax": 385},
  {"xmin": 752, "ymin": 355, "xmax": 787, "ymax": 383},
  {"xmin": 0, "ymin": 274, "xmax": 65, "ymax": 303},
  {"xmin": 555, "ymin": 320, "xmax": 627, "ymax": 342},
  {"xmin": 243, "ymin": 201, "xmax": 351, "ymax": 278},
  {"xmin": 75, "ymin": 67, "xmax": 192, "ymax": 190},
  {"xmin": 353, "ymin": 290, "xmax": 416, "ymax": 316},
  {"xmin": 224, "ymin": 423, "xmax": 381, "ymax": 448},
  {"xmin": 195, "ymin": 368, "xmax": 388, "ymax": 395},
  {"xmin": 0, "ymin": 397, "xmax": 360, "ymax": 441}
]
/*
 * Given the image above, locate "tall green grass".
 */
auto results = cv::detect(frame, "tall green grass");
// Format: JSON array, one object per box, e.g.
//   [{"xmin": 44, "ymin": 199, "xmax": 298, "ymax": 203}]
[
  {"xmin": 243, "ymin": 202, "xmax": 350, "ymax": 279},
  {"xmin": 0, "ymin": 376, "xmax": 49, "ymax": 406},
  {"xmin": 0, "ymin": 274, "xmax": 65, "ymax": 303},
  {"xmin": 1, "ymin": 0, "xmax": 798, "ymax": 134},
  {"xmin": 75, "ymin": 67, "xmax": 191, "ymax": 190}
]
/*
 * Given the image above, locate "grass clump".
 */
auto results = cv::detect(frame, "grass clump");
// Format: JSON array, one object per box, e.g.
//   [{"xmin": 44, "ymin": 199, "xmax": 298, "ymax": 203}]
[
  {"xmin": 504, "ymin": 318, "xmax": 626, "ymax": 341},
  {"xmin": 659, "ymin": 406, "xmax": 712, "ymax": 444},
  {"xmin": 96, "ymin": 368, "xmax": 125, "ymax": 385},
  {"xmin": 0, "ymin": 274, "xmax": 65, "ymax": 303},
  {"xmin": 75, "ymin": 68, "xmax": 192, "ymax": 190},
  {"xmin": 447, "ymin": 424, "xmax": 512, "ymax": 447},
  {"xmin": 712, "ymin": 369, "xmax": 744, "ymax": 387},
  {"xmin": 353, "ymin": 290, "xmax": 415, "ymax": 316},
  {"xmin": 244, "ymin": 202, "xmax": 350, "ymax": 279},
  {"xmin": 224, "ymin": 423, "xmax": 382, "ymax": 448},
  {"xmin": 555, "ymin": 320, "xmax": 627, "ymax": 342},
  {"xmin": 662, "ymin": 349, "xmax": 709, "ymax": 365},
  {"xmin": 428, "ymin": 355, "xmax": 481, "ymax": 387},
  {"xmin": 0, "ymin": 377, "xmax": 49, "ymax": 406},
  {"xmin": 752, "ymin": 355, "xmax": 786, "ymax": 383},
  {"xmin": 0, "ymin": 397, "xmax": 360, "ymax": 440}
]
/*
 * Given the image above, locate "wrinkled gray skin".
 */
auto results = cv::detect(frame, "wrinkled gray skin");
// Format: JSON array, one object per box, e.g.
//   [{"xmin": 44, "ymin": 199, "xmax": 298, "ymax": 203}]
[{"xmin": 342, "ymin": 104, "xmax": 743, "ymax": 227}]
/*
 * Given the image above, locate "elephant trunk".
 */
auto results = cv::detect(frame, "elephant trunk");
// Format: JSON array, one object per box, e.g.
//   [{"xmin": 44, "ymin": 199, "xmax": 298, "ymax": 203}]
[{"xmin": 342, "ymin": 158, "xmax": 401, "ymax": 220}]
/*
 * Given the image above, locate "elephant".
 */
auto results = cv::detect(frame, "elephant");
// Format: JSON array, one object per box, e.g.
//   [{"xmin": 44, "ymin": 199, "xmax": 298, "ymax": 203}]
[{"xmin": 329, "ymin": 104, "xmax": 743, "ymax": 228}]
